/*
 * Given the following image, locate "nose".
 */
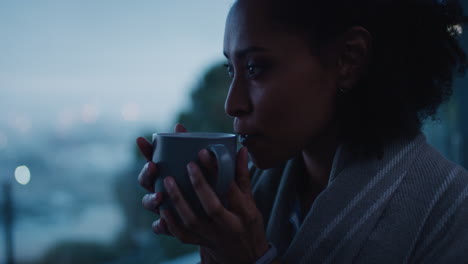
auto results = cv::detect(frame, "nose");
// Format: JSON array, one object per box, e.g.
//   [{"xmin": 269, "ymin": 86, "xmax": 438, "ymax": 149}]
[{"xmin": 224, "ymin": 77, "xmax": 252, "ymax": 117}]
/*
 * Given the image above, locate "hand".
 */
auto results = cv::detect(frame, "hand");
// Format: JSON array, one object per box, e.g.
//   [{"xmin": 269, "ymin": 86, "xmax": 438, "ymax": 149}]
[
  {"xmin": 137, "ymin": 123, "xmax": 187, "ymax": 235},
  {"xmin": 161, "ymin": 146, "xmax": 269, "ymax": 264}
]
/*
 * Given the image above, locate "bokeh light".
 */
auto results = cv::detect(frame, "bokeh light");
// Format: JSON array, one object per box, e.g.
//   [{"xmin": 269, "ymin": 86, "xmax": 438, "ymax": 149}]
[
  {"xmin": 121, "ymin": 102, "xmax": 140, "ymax": 121},
  {"xmin": 449, "ymin": 24, "xmax": 463, "ymax": 36},
  {"xmin": 56, "ymin": 109, "xmax": 76, "ymax": 135},
  {"xmin": 81, "ymin": 104, "xmax": 99, "ymax": 124},
  {"xmin": 15, "ymin": 165, "xmax": 31, "ymax": 185}
]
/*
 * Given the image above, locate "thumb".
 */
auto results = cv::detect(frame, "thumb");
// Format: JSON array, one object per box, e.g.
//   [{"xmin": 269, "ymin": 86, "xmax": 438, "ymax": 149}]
[
  {"xmin": 235, "ymin": 147, "xmax": 251, "ymax": 193},
  {"xmin": 136, "ymin": 137, "xmax": 153, "ymax": 161},
  {"xmin": 174, "ymin": 123, "xmax": 187, "ymax": 133}
]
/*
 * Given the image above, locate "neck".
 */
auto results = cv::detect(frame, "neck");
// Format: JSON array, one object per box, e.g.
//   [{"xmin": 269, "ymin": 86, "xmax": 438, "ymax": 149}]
[{"xmin": 299, "ymin": 126, "xmax": 339, "ymax": 197}]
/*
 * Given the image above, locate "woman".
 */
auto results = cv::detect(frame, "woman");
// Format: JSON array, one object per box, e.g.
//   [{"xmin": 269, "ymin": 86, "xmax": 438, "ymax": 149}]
[{"xmin": 137, "ymin": 0, "xmax": 468, "ymax": 263}]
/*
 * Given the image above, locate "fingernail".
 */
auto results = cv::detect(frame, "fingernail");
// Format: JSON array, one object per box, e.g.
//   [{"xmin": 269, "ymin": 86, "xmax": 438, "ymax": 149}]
[
  {"xmin": 187, "ymin": 162, "xmax": 195, "ymax": 175},
  {"xmin": 138, "ymin": 163, "xmax": 149, "ymax": 179},
  {"xmin": 147, "ymin": 162, "xmax": 156, "ymax": 172},
  {"xmin": 151, "ymin": 192, "xmax": 159, "ymax": 202},
  {"xmin": 153, "ymin": 220, "xmax": 161, "ymax": 234},
  {"xmin": 164, "ymin": 177, "xmax": 174, "ymax": 191},
  {"xmin": 242, "ymin": 147, "xmax": 248, "ymax": 155},
  {"xmin": 142, "ymin": 163, "xmax": 151, "ymax": 176},
  {"xmin": 160, "ymin": 210, "xmax": 168, "ymax": 220},
  {"xmin": 200, "ymin": 148, "xmax": 209, "ymax": 156}
]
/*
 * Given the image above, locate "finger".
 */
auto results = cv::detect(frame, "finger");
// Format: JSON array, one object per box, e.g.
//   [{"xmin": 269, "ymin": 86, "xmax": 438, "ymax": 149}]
[
  {"xmin": 174, "ymin": 123, "xmax": 187, "ymax": 133},
  {"xmin": 198, "ymin": 149, "xmax": 218, "ymax": 181},
  {"xmin": 226, "ymin": 181, "xmax": 247, "ymax": 214},
  {"xmin": 137, "ymin": 161, "xmax": 158, "ymax": 192},
  {"xmin": 200, "ymin": 247, "xmax": 220, "ymax": 264},
  {"xmin": 163, "ymin": 177, "xmax": 200, "ymax": 232},
  {"xmin": 226, "ymin": 181, "xmax": 259, "ymax": 224},
  {"xmin": 161, "ymin": 210, "xmax": 209, "ymax": 246},
  {"xmin": 187, "ymin": 162, "xmax": 240, "ymax": 227},
  {"xmin": 152, "ymin": 217, "xmax": 172, "ymax": 236},
  {"xmin": 236, "ymin": 147, "xmax": 251, "ymax": 193},
  {"xmin": 142, "ymin": 192, "xmax": 163, "ymax": 214},
  {"xmin": 136, "ymin": 137, "xmax": 154, "ymax": 161}
]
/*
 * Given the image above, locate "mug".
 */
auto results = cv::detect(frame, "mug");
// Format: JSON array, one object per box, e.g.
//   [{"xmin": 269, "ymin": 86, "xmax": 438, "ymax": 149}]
[{"xmin": 152, "ymin": 132, "xmax": 237, "ymax": 218}]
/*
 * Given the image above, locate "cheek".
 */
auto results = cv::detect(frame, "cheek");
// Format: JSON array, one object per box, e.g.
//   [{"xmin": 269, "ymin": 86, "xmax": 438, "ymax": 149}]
[
  {"xmin": 295, "ymin": 76, "xmax": 337, "ymax": 125},
  {"xmin": 250, "ymin": 83, "xmax": 290, "ymax": 130},
  {"xmin": 254, "ymin": 69, "xmax": 337, "ymax": 135},
  {"xmin": 247, "ymin": 78, "xmax": 336, "ymax": 168}
]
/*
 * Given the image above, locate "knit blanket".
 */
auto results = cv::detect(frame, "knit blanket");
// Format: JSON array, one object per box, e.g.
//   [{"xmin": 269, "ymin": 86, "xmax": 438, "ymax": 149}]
[{"xmin": 250, "ymin": 133, "xmax": 468, "ymax": 263}]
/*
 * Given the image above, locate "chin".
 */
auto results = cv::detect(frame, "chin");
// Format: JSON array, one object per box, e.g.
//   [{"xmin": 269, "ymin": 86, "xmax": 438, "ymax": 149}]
[
  {"xmin": 244, "ymin": 137, "xmax": 303, "ymax": 169},
  {"xmin": 248, "ymin": 151, "xmax": 291, "ymax": 170}
]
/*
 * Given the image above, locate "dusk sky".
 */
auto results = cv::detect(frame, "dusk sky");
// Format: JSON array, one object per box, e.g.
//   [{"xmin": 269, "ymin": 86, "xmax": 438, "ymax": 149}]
[
  {"xmin": 0, "ymin": 1, "xmax": 466, "ymax": 262},
  {"xmin": 0, "ymin": 1, "xmax": 235, "ymax": 261},
  {"xmin": 0, "ymin": 0, "xmax": 234, "ymax": 133}
]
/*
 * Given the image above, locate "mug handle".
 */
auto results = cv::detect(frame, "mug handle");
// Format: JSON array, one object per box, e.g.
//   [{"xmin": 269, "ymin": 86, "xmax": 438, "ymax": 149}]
[
  {"xmin": 207, "ymin": 144, "xmax": 235, "ymax": 201},
  {"xmin": 151, "ymin": 133, "xmax": 157, "ymax": 147}
]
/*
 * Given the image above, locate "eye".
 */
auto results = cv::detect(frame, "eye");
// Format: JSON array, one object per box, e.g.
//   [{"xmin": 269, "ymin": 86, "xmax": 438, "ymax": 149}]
[
  {"xmin": 247, "ymin": 63, "xmax": 263, "ymax": 78},
  {"xmin": 223, "ymin": 62, "xmax": 234, "ymax": 78}
]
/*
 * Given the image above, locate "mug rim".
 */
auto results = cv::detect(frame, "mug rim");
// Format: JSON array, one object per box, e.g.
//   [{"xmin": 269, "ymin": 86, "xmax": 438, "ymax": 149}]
[{"xmin": 154, "ymin": 132, "xmax": 236, "ymax": 139}]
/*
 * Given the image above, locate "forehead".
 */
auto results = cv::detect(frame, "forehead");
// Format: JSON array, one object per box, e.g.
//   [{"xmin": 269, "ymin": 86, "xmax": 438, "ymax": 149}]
[{"xmin": 223, "ymin": 1, "xmax": 281, "ymax": 55}]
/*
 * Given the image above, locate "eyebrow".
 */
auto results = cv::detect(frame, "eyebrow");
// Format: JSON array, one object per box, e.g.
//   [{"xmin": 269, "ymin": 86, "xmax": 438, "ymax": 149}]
[{"xmin": 223, "ymin": 46, "xmax": 269, "ymax": 60}]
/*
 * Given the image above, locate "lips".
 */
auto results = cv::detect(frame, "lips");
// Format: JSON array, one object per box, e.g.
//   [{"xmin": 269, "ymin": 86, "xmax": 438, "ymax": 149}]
[
  {"xmin": 234, "ymin": 120, "xmax": 262, "ymax": 147},
  {"xmin": 237, "ymin": 134, "xmax": 261, "ymax": 147},
  {"xmin": 238, "ymin": 134, "xmax": 250, "ymax": 144}
]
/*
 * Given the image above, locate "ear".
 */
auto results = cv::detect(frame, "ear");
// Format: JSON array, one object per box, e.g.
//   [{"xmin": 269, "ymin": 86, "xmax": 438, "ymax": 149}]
[{"xmin": 337, "ymin": 26, "xmax": 372, "ymax": 92}]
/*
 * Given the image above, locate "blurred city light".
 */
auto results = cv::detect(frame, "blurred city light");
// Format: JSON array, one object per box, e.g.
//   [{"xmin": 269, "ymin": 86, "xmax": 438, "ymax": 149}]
[
  {"xmin": 81, "ymin": 104, "xmax": 99, "ymax": 124},
  {"xmin": 56, "ymin": 109, "xmax": 76, "ymax": 133},
  {"xmin": 448, "ymin": 24, "xmax": 463, "ymax": 36},
  {"xmin": 121, "ymin": 102, "xmax": 140, "ymax": 121},
  {"xmin": 14, "ymin": 165, "xmax": 31, "ymax": 185}
]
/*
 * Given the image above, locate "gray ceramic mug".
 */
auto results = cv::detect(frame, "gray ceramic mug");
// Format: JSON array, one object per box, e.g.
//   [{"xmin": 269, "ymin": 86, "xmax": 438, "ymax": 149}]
[{"xmin": 152, "ymin": 132, "xmax": 237, "ymax": 218}]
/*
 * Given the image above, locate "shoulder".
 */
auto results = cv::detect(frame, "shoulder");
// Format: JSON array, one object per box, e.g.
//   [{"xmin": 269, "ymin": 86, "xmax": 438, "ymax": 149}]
[
  {"xmin": 353, "ymin": 135, "xmax": 468, "ymax": 261},
  {"xmin": 408, "ymin": 137, "xmax": 468, "ymax": 216},
  {"xmin": 411, "ymin": 179, "xmax": 468, "ymax": 262},
  {"xmin": 407, "ymin": 139, "xmax": 468, "ymax": 200},
  {"xmin": 405, "ymin": 140, "xmax": 468, "ymax": 261}
]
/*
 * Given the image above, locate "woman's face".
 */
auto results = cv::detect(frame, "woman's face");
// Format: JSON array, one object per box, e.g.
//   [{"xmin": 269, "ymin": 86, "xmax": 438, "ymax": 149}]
[{"xmin": 223, "ymin": 0, "xmax": 339, "ymax": 169}]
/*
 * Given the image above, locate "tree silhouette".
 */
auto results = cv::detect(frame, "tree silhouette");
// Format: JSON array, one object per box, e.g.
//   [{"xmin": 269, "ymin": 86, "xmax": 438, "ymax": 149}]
[{"xmin": 177, "ymin": 62, "xmax": 233, "ymax": 133}]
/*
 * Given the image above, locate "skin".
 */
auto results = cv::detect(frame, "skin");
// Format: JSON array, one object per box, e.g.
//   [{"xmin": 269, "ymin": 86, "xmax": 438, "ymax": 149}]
[
  {"xmin": 138, "ymin": 0, "xmax": 371, "ymax": 262},
  {"xmin": 138, "ymin": 125, "xmax": 269, "ymax": 264},
  {"xmin": 224, "ymin": 0, "xmax": 341, "ymax": 217},
  {"xmin": 224, "ymin": 0, "xmax": 339, "ymax": 170}
]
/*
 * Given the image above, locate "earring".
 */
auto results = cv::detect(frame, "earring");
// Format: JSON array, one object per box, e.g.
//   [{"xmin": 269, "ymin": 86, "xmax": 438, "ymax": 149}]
[{"xmin": 338, "ymin": 86, "xmax": 351, "ymax": 95}]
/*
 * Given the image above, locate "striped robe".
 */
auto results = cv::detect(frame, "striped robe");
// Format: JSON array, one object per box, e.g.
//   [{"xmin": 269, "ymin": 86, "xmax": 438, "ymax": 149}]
[{"xmin": 250, "ymin": 133, "xmax": 468, "ymax": 263}]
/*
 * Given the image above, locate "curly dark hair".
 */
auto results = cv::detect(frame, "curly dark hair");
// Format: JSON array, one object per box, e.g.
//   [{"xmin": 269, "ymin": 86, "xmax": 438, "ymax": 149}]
[{"xmin": 253, "ymin": 0, "xmax": 468, "ymax": 155}]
